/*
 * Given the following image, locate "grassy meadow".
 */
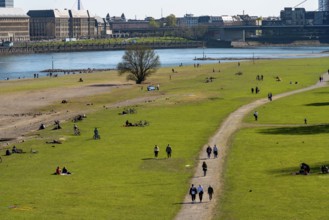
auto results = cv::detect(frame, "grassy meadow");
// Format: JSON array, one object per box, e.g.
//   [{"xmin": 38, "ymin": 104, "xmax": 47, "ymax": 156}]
[
  {"xmin": 218, "ymin": 80, "xmax": 329, "ymax": 219},
  {"xmin": 0, "ymin": 57, "xmax": 328, "ymax": 219}
]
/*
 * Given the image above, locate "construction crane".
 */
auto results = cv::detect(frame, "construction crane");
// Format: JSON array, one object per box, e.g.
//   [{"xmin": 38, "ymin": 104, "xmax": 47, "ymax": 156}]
[{"xmin": 293, "ymin": 0, "xmax": 308, "ymax": 8}]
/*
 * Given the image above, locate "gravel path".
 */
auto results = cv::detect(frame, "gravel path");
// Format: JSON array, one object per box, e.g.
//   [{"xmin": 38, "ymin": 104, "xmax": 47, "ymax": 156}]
[{"xmin": 174, "ymin": 75, "xmax": 328, "ymax": 220}]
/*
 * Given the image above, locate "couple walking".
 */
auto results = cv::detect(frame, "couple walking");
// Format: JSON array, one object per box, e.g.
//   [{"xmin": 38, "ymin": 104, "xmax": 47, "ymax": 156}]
[
  {"xmin": 153, "ymin": 144, "xmax": 172, "ymax": 158},
  {"xmin": 206, "ymin": 144, "xmax": 218, "ymax": 159}
]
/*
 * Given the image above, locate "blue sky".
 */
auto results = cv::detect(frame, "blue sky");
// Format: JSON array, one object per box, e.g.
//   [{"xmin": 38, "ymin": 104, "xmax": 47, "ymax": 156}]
[{"xmin": 15, "ymin": 0, "xmax": 318, "ymax": 19}]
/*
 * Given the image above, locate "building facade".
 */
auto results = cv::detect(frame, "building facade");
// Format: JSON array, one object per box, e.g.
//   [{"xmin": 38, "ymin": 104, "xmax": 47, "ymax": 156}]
[
  {"xmin": 0, "ymin": 8, "xmax": 29, "ymax": 41},
  {"xmin": 0, "ymin": 0, "xmax": 14, "ymax": 8},
  {"xmin": 28, "ymin": 9, "xmax": 70, "ymax": 40},
  {"xmin": 280, "ymin": 8, "xmax": 306, "ymax": 25},
  {"xmin": 319, "ymin": 0, "xmax": 329, "ymax": 11},
  {"xmin": 69, "ymin": 10, "xmax": 94, "ymax": 39},
  {"xmin": 177, "ymin": 14, "xmax": 199, "ymax": 27},
  {"xmin": 94, "ymin": 16, "xmax": 111, "ymax": 38},
  {"xmin": 28, "ymin": 9, "xmax": 95, "ymax": 40}
]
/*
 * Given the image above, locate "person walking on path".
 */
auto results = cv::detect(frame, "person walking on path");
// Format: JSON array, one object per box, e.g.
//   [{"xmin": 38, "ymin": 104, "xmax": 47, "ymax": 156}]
[
  {"xmin": 208, "ymin": 185, "xmax": 214, "ymax": 201},
  {"xmin": 206, "ymin": 145, "xmax": 212, "ymax": 159},
  {"xmin": 253, "ymin": 111, "xmax": 258, "ymax": 121},
  {"xmin": 268, "ymin": 92, "xmax": 273, "ymax": 101},
  {"xmin": 202, "ymin": 161, "xmax": 208, "ymax": 176},
  {"xmin": 197, "ymin": 185, "xmax": 204, "ymax": 202},
  {"xmin": 154, "ymin": 145, "xmax": 159, "ymax": 158},
  {"xmin": 213, "ymin": 145, "xmax": 218, "ymax": 158},
  {"xmin": 189, "ymin": 184, "xmax": 197, "ymax": 203},
  {"xmin": 166, "ymin": 144, "xmax": 172, "ymax": 158}
]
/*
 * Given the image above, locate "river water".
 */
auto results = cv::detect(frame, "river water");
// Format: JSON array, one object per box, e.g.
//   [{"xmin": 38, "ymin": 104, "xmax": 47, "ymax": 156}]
[{"xmin": 0, "ymin": 47, "xmax": 328, "ymax": 80}]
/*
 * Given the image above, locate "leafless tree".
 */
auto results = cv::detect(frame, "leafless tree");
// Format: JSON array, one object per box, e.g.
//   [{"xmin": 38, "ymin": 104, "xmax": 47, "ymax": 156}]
[{"xmin": 117, "ymin": 45, "xmax": 160, "ymax": 84}]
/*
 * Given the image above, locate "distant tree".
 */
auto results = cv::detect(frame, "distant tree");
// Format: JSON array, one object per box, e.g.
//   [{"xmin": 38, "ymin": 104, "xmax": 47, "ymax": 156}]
[
  {"xmin": 117, "ymin": 45, "xmax": 160, "ymax": 84},
  {"xmin": 191, "ymin": 25, "xmax": 209, "ymax": 40},
  {"xmin": 149, "ymin": 17, "xmax": 160, "ymax": 28},
  {"xmin": 106, "ymin": 13, "xmax": 110, "ymax": 22},
  {"xmin": 165, "ymin": 14, "xmax": 177, "ymax": 27},
  {"xmin": 121, "ymin": 13, "xmax": 126, "ymax": 21}
]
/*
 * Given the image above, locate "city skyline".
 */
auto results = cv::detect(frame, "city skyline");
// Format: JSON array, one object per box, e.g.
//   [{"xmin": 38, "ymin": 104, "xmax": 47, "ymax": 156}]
[{"xmin": 15, "ymin": 0, "xmax": 318, "ymax": 19}]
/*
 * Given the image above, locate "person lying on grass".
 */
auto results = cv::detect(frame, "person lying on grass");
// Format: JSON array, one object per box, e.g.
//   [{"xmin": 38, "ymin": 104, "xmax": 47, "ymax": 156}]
[{"xmin": 46, "ymin": 140, "xmax": 62, "ymax": 144}]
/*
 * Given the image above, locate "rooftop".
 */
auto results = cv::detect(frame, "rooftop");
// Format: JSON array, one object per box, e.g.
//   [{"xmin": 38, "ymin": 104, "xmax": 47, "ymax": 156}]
[
  {"xmin": 0, "ymin": 8, "xmax": 28, "ymax": 17},
  {"xmin": 70, "ymin": 10, "xmax": 90, "ymax": 18}
]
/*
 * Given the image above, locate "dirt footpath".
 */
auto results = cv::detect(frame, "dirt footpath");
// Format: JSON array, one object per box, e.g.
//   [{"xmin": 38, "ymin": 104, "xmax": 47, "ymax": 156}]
[{"xmin": 174, "ymin": 76, "xmax": 328, "ymax": 220}]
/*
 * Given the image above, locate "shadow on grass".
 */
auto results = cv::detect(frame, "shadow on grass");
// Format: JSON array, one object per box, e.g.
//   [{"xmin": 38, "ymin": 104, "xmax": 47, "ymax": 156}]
[
  {"xmin": 0, "ymin": 138, "xmax": 16, "ymax": 142},
  {"xmin": 141, "ymin": 158, "xmax": 167, "ymax": 160},
  {"xmin": 305, "ymin": 102, "xmax": 329, "ymax": 106},
  {"xmin": 267, "ymin": 161, "xmax": 329, "ymax": 176},
  {"xmin": 89, "ymin": 84, "xmax": 131, "ymax": 87},
  {"xmin": 259, "ymin": 124, "xmax": 329, "ymax": 135}
]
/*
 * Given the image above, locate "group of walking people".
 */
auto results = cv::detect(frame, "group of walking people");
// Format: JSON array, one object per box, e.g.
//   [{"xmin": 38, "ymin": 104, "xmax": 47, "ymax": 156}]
[
  {"xmin": 202, "ymin": 145, "xmax": 219, "ymax": 176},
  {"xmin": 189, "ymin": 184, "xmax": 214, "ymax": 203},
  {"xmin": 189, "ymin": 144, "xmax": 219, "ymax": 203}
]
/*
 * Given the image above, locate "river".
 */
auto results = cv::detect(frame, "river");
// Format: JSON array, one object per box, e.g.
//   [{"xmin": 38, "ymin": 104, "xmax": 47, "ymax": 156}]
[{"xmin": 0, "ymin": 47, "xmax": 328, "ymax": 80}]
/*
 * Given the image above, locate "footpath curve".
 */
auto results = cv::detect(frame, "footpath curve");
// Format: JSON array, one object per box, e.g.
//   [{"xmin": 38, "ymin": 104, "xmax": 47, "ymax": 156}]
[{"xmin": 174, "ymin": 74, "xmax": 328, "ymax": 220}]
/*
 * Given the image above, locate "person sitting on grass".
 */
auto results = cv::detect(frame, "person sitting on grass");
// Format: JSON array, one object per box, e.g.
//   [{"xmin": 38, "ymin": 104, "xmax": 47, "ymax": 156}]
[
  {"xmin": 125, "ymin": 120, "xmax": 133, "ymax": 127},
  {"xmin": 55, "ymin": 166, "xmax": 61, "ymax": 175},
  {"xmin": 321, "ymin": 165, "xmax": 329, "ymax": 174},
  {"xmin": 62, "ymin": 167, "xmax": 71, "ymax": 175},
  {"xmin": 39, "ymin": 123, "xmax": 46, "ymax": 130},
  {"xmin": 53, "ymin": 120, "xmax": 61, "ymax": 130},
  {"xmin": 12, "ymin": 146, "xmax": 23, "ymax": 153},
  {"xmin": 296, "ymin": 162, "xmax": 310, "ymax": 175},
  {"xmin": 12, "ymin": 146, "xmax": 18, "ymax": 153}
]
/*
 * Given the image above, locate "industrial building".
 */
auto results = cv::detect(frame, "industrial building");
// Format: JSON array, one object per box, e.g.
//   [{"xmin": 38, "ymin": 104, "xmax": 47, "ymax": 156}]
[
  {"xmin": 94, "ymin": 16, "xmax": 111, "ymax": 38},
  {"xmin": 28, "ymin": 9, "xmax": 70, "ymax": 41},
  {"xmin": 0, "ymin": 8, "xmax": 29, "ymax": 42},
  {"xmin": 68, "ymin": 10, "xmax": 95, "ymax": 39},
  {"xmin": 28, "ymin": 9, "xmax": 95, "ymax": 40}
]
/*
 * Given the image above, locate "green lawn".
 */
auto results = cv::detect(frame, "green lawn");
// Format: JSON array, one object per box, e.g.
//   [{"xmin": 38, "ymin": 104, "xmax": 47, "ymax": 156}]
[
  {"xmin": 1, "ymin": 57, "xmax": 329, "ymax": 219},
  {"xmin": 218, "ymin": 86, "xmax": 329, "ymax": 220}
]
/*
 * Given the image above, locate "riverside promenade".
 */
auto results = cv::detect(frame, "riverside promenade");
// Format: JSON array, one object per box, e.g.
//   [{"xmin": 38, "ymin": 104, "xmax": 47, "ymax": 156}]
[{"xmin": 0, "ymin": 41, "xmax": 203, "ymax": 55}]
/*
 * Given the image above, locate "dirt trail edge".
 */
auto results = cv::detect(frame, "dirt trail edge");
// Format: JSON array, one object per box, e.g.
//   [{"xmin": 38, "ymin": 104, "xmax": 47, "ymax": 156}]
[{"xmin": 174, "ymin": 75, "xmax": 328, "ymax": 220}]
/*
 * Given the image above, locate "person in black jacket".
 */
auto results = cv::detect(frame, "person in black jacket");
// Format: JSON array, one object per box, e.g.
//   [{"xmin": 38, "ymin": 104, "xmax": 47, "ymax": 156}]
[
  {"xmin": 189, "ymin": 184, "xmax": 197, "ymax": 203},
  {"xmin": 208, "ymin": 185, "xmax": 214, "ymax": 201},
  {"xmin": 202, "ymin": 161, "xmax": 208, "ymax": 176}
]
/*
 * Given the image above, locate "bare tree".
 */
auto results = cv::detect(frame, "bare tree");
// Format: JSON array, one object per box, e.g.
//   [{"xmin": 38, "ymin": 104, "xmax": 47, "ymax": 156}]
[{"xmin": 117, "ymin": 45, "xmax": 160, "ymax": 84}]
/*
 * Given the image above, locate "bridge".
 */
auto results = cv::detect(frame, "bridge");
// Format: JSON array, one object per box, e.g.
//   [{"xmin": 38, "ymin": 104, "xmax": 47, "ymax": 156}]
[{"xmin": 111, "ymin": 24, "xmax": 329, "ymax": 44}]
